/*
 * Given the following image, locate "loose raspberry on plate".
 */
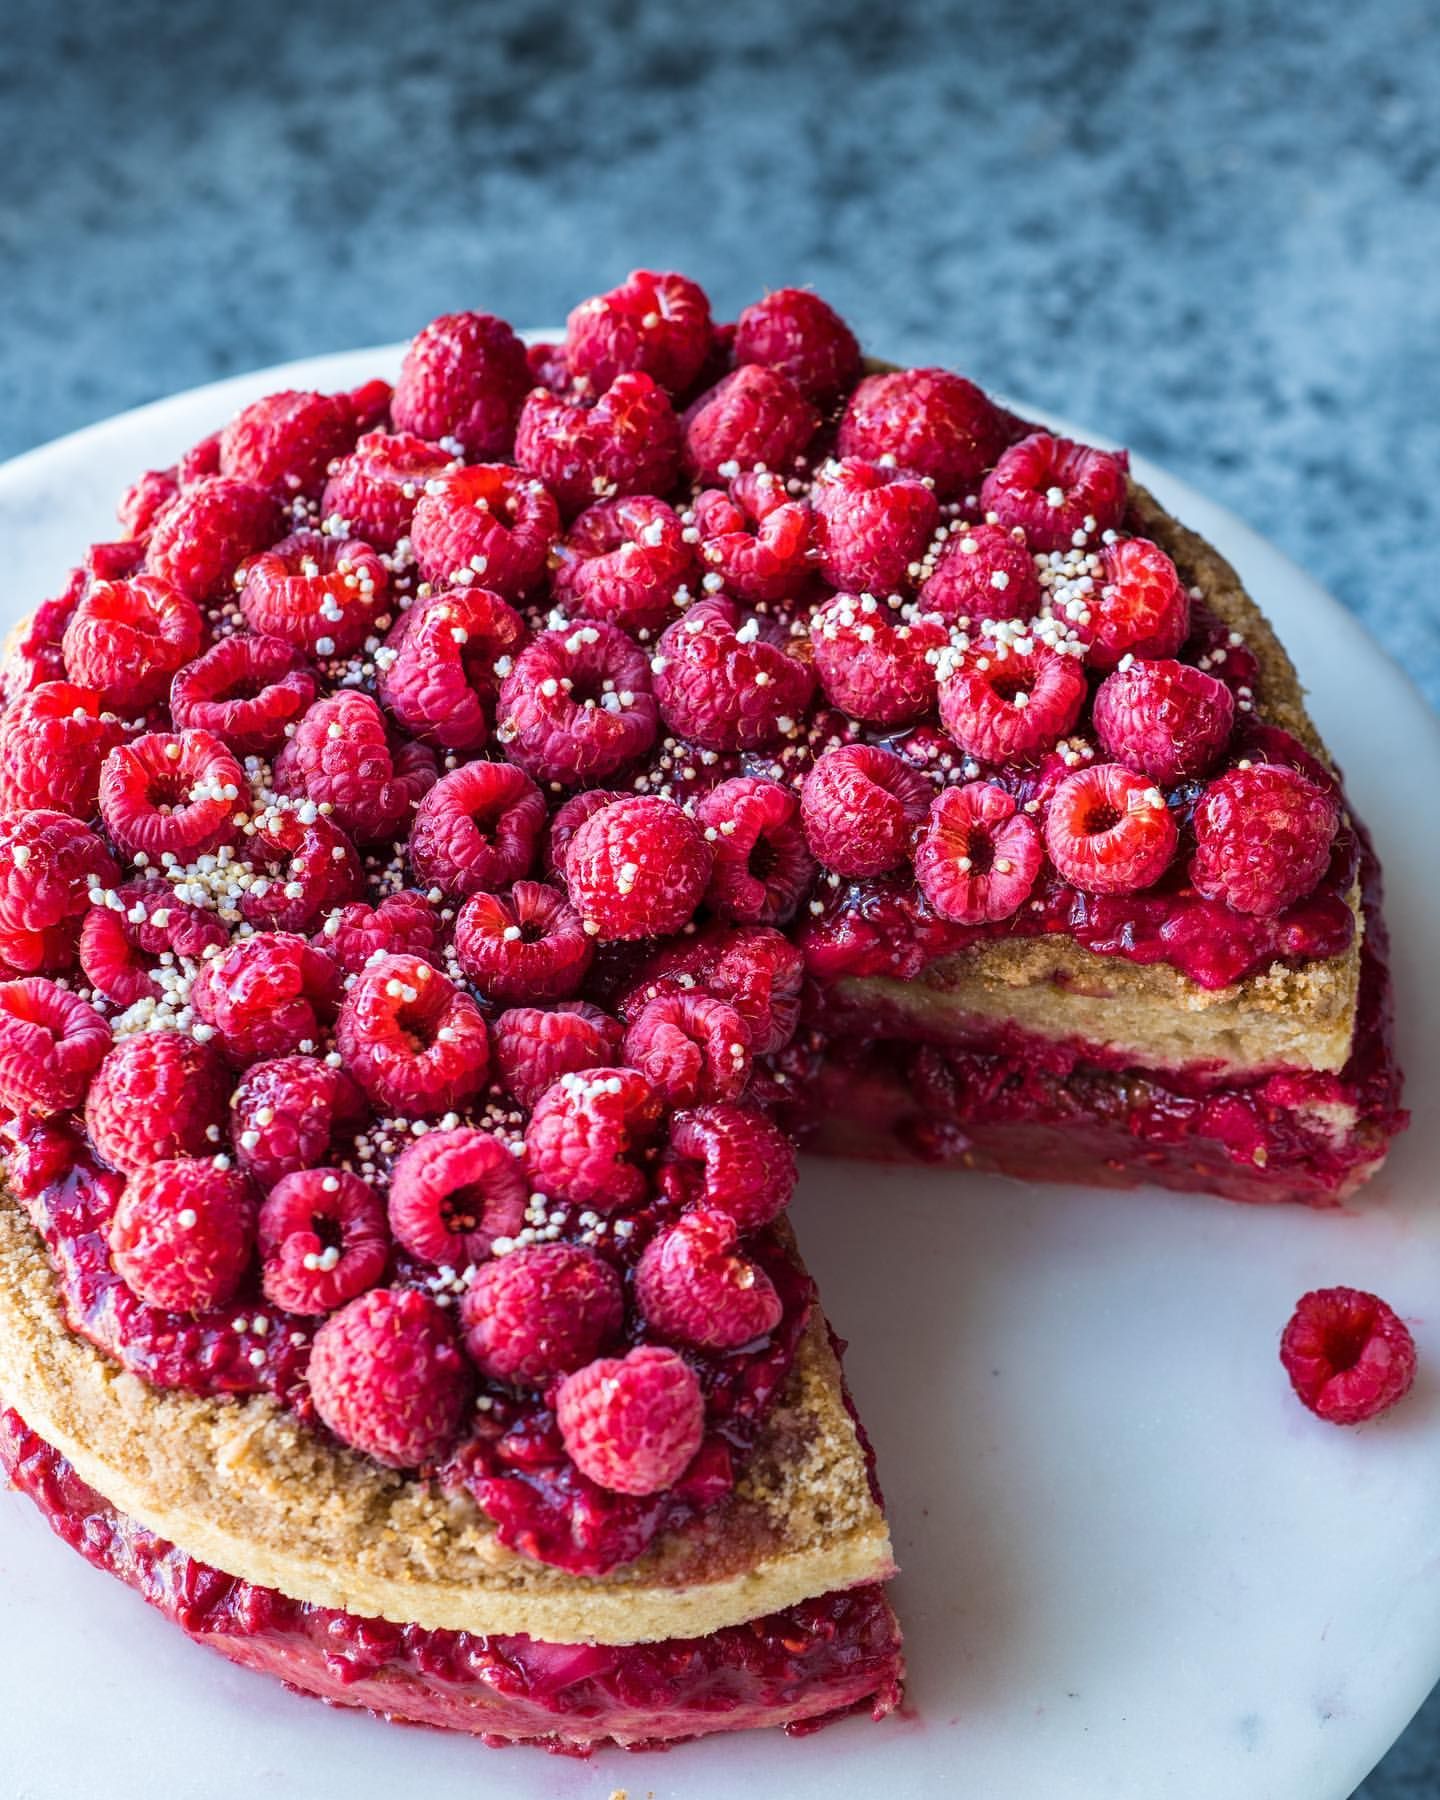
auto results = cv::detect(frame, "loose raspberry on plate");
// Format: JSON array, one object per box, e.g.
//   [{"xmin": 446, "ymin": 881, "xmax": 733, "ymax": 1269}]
[
  {"xmin": 78, "ymin": 878, "xmax": 227, "ymax": 1006},
  {"xmin": 309, "ymin": 1287, "xmax": 474, "ymax": 1469},
  {"xmin": 691, "ymin": 473, "xmax": 813, "ymax": 604},
  {"xmin": 238, "ymin": 530, "xmax": 389, "ymax": 660},
  {"xmin": 84, "ymin": 1033, "xmax": 229, "ymax": 1174},
  {"xmin": 1190, "ymin": 762, "xmax": 1340, "ymax": 916},
  {"xmin": 652, "ymin": 594, "xmax": 815, "ymax": 752},
  {"xmin": 336, "ymin": 953, "xmax": 490, "ymax": 1118},
  {"xmin": 623, "ymin": 992, "xmax": 752, "ymax": 1106},
  {"xmin": 0, "ymin": 682, "xmax": 125, "ymax": 816},
  {"xmin": 391, "ymin": 311, "xmax": 532, "ymax": 459},
  {"xmin": 914, "ymin": 781, "xmax": 1044, "ymax": 924},
  {"xmin": 377, "ymin": 585, "xmax": 526, "ymax": 755},
  {"xmin": 258, "ymin": 1168, "xmax": 390, "ymax": 1316},
  {"xmin": 564, "ymin": 794, "xmax": 712, "ymax": 941},
  {"xmin": 454, "ymin": 880, "xmax": 592, "ymax": 1003},
  {"xmin": 273, "ymin": 690, "xmax": 439, "ymax": 844},
  {"xmin": 108, "ymin": 1156, "xmax": 257, "ymax": 1314},
  {"xmin": 555, "ymin": 1344, "xmax": 705, "ymax": 1496},
  {"xmin": 732, "ymin": 287, "xmax": 861, "ymax": 403},
  {"xmin": 838, "ymin": 367, "xmax": 1011, "ymax": 497},
  {"xmin": 619, "ymin": 923, "xmax": 805, "ymax": 1058},
  {"xmin": 980, "ymin": 432, "xmax": 1129, "ymax": 554},
  {"xmin": 61, "ymin": 575, "xmax": 204, "ymax": 710},
  {"xmin": 169, "ymin": 635, "xmax": 319, "ymax": 758},
  {"xmin": 410, "ymin": 464, "xmax": 559, "ymax": 598},
  {"xmin": 800, "ymin": 743, "xmax": 932, "ymax": 877},
  {"xmin": 230, "ymin": 1054, "xmax": 367, "ymax": 1187},
  {"xmin": 515, "ymin": 372, "xmax": 683, "ymax": 518},
  {"xmin": 937, "ymin": 641, "xmax": 1088, "ymax": 765},
  {"xmin": 659, "ymin": 1103, "xmax": 797, "ymax": 1228},
  {"xmin": 1280, "ymin": 1287, "xmax": 1417, "ymax": 1425},
  {"xmin": 1043, "ymin": 762, "xmax": 1178, "ymax": 894},
  {"xmin": 461, "ymin": 1241, "xmax": 624, "ymax": 1387},
  {"xmin": 1085, "ymin": 537, "xmax": 1190, "ymax": 669},
  {"xmin": 218, "ymin": 389, "xmax": 362, "ymax": 498},
  {"xmin": 491, "ymin": 1000, "xmax": 625, "ymax": 1110},
  {"xmin": 919, "ymin": 521, "xmax": 1043, "ymax": 621},
  {"xmin": 635, "ymin": 1208, "xmax": 782, "ymax": 1350},
  {"xmin": 809, "ymin": 591, "xmax": 948, "ymax": 726},
  {"xmin": 191, "ymin": 931, "xmax": 341, "ymax": 1064},
  {"xmin": 682, "ymin": 364, "xmax": 821, "ymax": 484},
  {"xmin": 320, "ymin": 430, "xmax": 456, "ymax": 550},
  {"xmin": 239, "ymin": 805, "xmax": 363, "ymax": 934},
  {"xmin": 98, "ymin": 730, "xmax": 244, "ymax": 861},
  {"xmin": 0, "ymin": 810, "xmax": 119, "ymax": 973},
  {"xmin": 1092, "ymin": 656, "xmax": 1236, "ymax": 783},
  {"xmin": 407, "ymin": 760, "xmax": 547, "ymax": 900},
  {"xmin": 696, "ymin": 776, "xmax": 813, "ymax": 925},
  {"xmin": 388, "ymin": 1127, "xmax": 528, "ymax": 1267},
  {"xmin": 0, "ymin": 978, "xmax": 110, "ymax": 1117},
  {"xmin": 144, "ymin": 475, "xmax": 284, "ymax": 603},
  {"xmin": 524, "ymin": 1066, "xmax": 664, "ymax": 1211},
  {"xmin": 312, "ymin": 890, "xmax": 443, "ymax": 977},
  {"xmin": 497, "ymin": 621, "xmax": 658, "ymax": 787},
  {"xmin": 549, "ymin": 495, "xmax": 693, "ymax": 635},
  {"xmin": 810, "ymin": 458, "xmax": 940, "ymax": 597},
  {"xmin": 566, "ymin": 269, "xmax": 714, "ymax": 397}
]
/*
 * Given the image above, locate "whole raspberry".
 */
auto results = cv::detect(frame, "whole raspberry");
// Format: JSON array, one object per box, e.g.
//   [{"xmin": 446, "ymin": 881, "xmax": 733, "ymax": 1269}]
[
  {"xmin": 691, "ymin": 473, "xmax": 812, "ymax": 604},
  {"xmin": 524, "ymin": 1066, "xmax": 664, "ymax": 1211},
  {"xmin": 544, "ymin": 787, "xmax": 625, "ymax": 883},
  {"xmin": 550, "ymin": 496, "xmax": 693, "ymax": 635},
  {"xmin": 336, "ymin": 954, "xmax": 490, "ymax": 1117},
  {"xmin": 491, "ymin": 1001, "xmax": 625, "ymax": 1110},
  {"xmin": 659, "ymin": 1103, "xmax": 796, "ymax": 1228},
  {"xmin": 461, "ymin": 1242, "xmax": 624, "ymax": 1387},
  {"xmin": 565, "ymin": 795, "xmax": 712, "ymax": 941},
  {"xmin": 176, "ymin": 432, "xmax": 222, "ymax": 485},
  {"xmin": 566, "ymin": 270, "xmax": 713, "ymax": 397},
  {"xmin": 320, "ymin": 429, "xmax": 455, "ymax": 550},
  {"xmin": 838, "ymin": 368, "xmax": 1011, "ymax": 497},
  {"xmin": 1044, "ymin": 763, "xmax": 1178, "ymax": 895},
  {"xmin": 230, "ymin": 1054, "xmax": 367, "ymax": 1187},
  {"xmin": 259, "ymin": 1168, "xmax": 389, "ymax": 1316},
  {"xmin": 0, "ymin": 682, "xmax": 125, "ymax": 816},
  {"xmin": 84, "ymin": 1032, "xmax": 228, "ymax": 1174},
  {"xmin": 145, "ymin": 476, "xmax": 284, "ymax": 603},
  {"xmin": 555, "ymin": 1344, "xmax": 704, "ymax": 1496},
  {"xmin": 312, "ymin": 890, "xmax": 443, "ymax": 977},
  {"xmin": 980, "ymin": 432, "xmax": 1129, "ymax": 553},
  {"xmin": 219, "ymin": 388, "xmax": 361, "ymax": 498},
  {"xmin": 0, "ymin": 978, "xmax": 110, "ymax": 1117},
  {"xmin": 169, "ymin": 634, "xmax": 318, "ymax": 757},
  {"xmin": 515, "ymin": 373, "xmax": 683, "ymax": 518},
  {"xmin": 810, "ymin": 458, "xmax": 940, "ymax": 596},
  {"xmin": 274, "ymin": 691, "xmax": 438, "ymax": 845},
  {"xmin": 526, "ymin": 339, "xmax": 570, "ymax": 392},
  {"xmin": 62, "ymin": 575, "xmax": 204, "ymax": 710},
  {"xmin": 1085, "ymin": 538, "xmax": 1190, "ymax": 670},
  {"xmin": 800, "ymin": 744, "xmax": 932, "ymax": 877},
  {"xmin": 239, "ymin": 530, "xmax": 390, "ymax": 660},
  {"xmin": 410, "ymin": 464, "xmax": 559, "ymax": 598},
  {"xmin": 732, "ymin": 287, "xmax": 861, "ymax": 403},
  {"xmin": 239, "ymin": 805, "xmax": 363, "ymax": 934},
  {"xmin": 1280, "ymin": 1287, "xmax": 1416, "ymax": 1425},
  {"xmin": 938, "ymin": 642, "xmax": 1088, "ymax": 765},
  {"xmin": 623, "ymin": 993, "xmax": 751, "ymax": 1106},
  {"xmin": 497, "ymin": 622, "xmax": 657, "ymax": 788},
  {"xmin": 635, "ymin": 1208, "xmax": 782, "ymax": 1350},
  {"xmin": 388, "ymin": 1127, "xmax": 527, "ymax": 1267},
  {"xmin": 1190, "ymin": 763, "xmax": 1339, "ymax": 916},
  {"xmin": 619, "ymin": 922, "xmax": 805, "ymax": 1057},
  {"xmin": 391, "ymin": 311, "xmax": 531, "ymax": 459},
  {"xmin": 1092, "ymin": 657, "xmax": 1236, "ymax": 783},
  {"xmin": 1, "ymin": 595, "xmax": 77, "ymax": 708},
  {"xmin": 652, "ymin": 595, "xmax": 815, "ymax": 753},
  {"xmin": 191, "ymin": 932, "xmax": 341, "ymax": 1064},
  {"xmin": 1183, "ymin": 598, "xmax": 1263, "ymax": 699},
  {"xmin": 309, "ymin": 1287, "xmax": 473, "ymax": 1468},
  {"xmin": 117, "ymin": 466, "xmax": 180, "ymax": 539},
  {"xmin": 919, "ymin": 522, "xmax": 1043, "ymax": 622},
  {"xmin": 377, "ymin": 585, "xmax": 526, "ymax": 754},
  {"xmin": 346, "ymin": 377, "xmax": 394, "ymax": 434},
  {"xmin": 109, "ymin": 1156, "xmax": 257, "ymax": 1314},
  {"xmin": 682, "ymin": 364, "xmax": 821, "ymax": 484},
  {"xmin": 98, "ymin": 730, "xmax": 244, "ymax": 861},
  {"xmin": 809, "ymin": 591, "xmax": 947, "ymax": 726},
  {"xmin": 0, "ymin": 810, "xmax": 118, "ymax": 973},
  {"xmin": 695, "ymin": 776, "xmax": 813, "ymax": 925},
  {"xmin": 78, "ymin": 879, "xmax": 227, "ymax": 1006},
  {"xmin": 407, "ymin": 760, "xmax": 547, "ymax": 900},
  {"xmin": 914, "ymin": 781, "xmax": 1044, "ymax": 924},
  {"xmin": 454, "ymin": 881, "xmax": 592, "ymax": 1003}
]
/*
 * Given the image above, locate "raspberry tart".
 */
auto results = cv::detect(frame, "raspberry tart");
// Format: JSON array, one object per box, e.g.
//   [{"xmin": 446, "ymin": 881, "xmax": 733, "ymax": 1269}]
[{"xmin": 0, "ymin": 272, "xmax": 1405, "ymax": 1754}]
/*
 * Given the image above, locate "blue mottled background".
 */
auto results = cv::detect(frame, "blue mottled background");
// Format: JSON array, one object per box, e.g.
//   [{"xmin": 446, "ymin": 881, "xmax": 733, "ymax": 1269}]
[{"xmin": 0, "ymin": 0, "xmax": 1436, "ymax": 1787}]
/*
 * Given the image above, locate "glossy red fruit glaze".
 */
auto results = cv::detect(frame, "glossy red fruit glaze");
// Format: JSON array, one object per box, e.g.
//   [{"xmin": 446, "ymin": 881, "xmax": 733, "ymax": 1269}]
[
  {"xmin": 61, "ymin": 575, "xmax": 204, "ymax": 710},
  {"xmin": 800, "ymin": 743, "xmax": 931, "ymax": 877},
  {"xmin": 732, "ymin": 287, "xmax": 861, "ymax": 403},
  {"xmin": 391, "ymin": 311, "xmax": 531, "ymax": 459},
  {"xmin": 78, "ymin": 878, "xmax": 227, "ymax": 1006},
  {"xmin": 219, "ymin": 389, "xmax": 361, "ymax": 498},
  {"xmin": 98, "ymin": 730, "xmax": 244, "ymax": 861},
  {"xmin": 169, "ymin": 634, "xmax": 318, "ymax": 757},
  {"xmin": 623, "ymin": 993, "xmax": 752, "ymax": 1106},
  {"xmin": 1190, "ymin": 761, "xmax": 1340, "ymax": 916},
  {"xmin": 407, "ymin": 760, "xmax": 547, "ymax": 900},
  {"xmin": 1280, "ymin": 1287, "xmax": 1416, "ymax": 1424},
  {"xmin": 0, "ymin": 978, "xmax": 110, "ymax": 1116},
  {"xmin": 0, "ymin": 682, "xmax": 125, "ymax": 816},
  {"xmin": 810, "ymin": 458, "xmax": 939, "ymax": 596},
  {"xmin": 980, "ymin": 432, "xmax": 1129, "ymax": 554},
  {"xmin": 696, "ymin": 775, "xmax": 813, "ymax": 925},
  {"xmin": 914, "ymin": 781, "xmax": 1044, "ymax": 924},
  {"xmin": 388, "ymin": 1128, "xmax": 528, "ymax": 1267},
  {"xmin": 109, "ymin": 1156, "xmax": 257, "ymax": 1313},
  {"xmin": 838, "ymin": 368, "xmax": 1011, "ymax": 497},
  {"xmin": 229, "ymin": 1054, "xmax": 367, "ymax": 1187},
  {"xmin": 566, "ymin": 270, "xmax": 714, "ymax": 397},
  {"xmin": 682, "ymin": 364, "xmax": 821, "ymax": 484},
  {"xmin": 497, "ymin": 621, "xmax": 658, "ymax": 787},
  {"xmin": 524, "ymin": 1065, "xmax": 664, "ymax": 1212},
  {"xmin": 620, "ymin": 923, "xmax": 805, "ymax": 1059},
  {"xmin": 1092, "ymin": 656, "xmax": 1236, "ymax": 783},
  {"xmin": 0, "ymin": 810, "xmax": 118, "ymax": 973},
  {"xmin": 919, "ymin": 521, "xmax": 1043, "ymax": 621},
  {"xmin": 273, "ymin": 690, "xmax": 438, "ymax": 844},
  {"xmin": 84, "ymin": 1033, "xmax": 228, "ymax": 1174},
  {"xmin": 192, "ymin": 931, "xmax": 341, "ymax": 1064},
  {"xmin": 378, "ymin": 585, "xmax": 526, "ymax": 754},
  {"xmin": 117, "ymin": 466, "xmax": 179, "ymax": 539},
  {"xmin": 491, "ymin": 1001, "xmax": 625, "ymax": 1110},
  {"xmin": 809, "ymin": 591, "xmax": 947, "ymax": 727},
  {"xmin": 461, "ymin": 1242, "xmax": 624, "ymax": 1388},
  {"xmin": 691, "ymin": 472, "xmax": 813, "ymax": 604},
  {"xmin": 239, "ymin": 805, "xmax": 363, "ymax": 933},
  {"xmin": 258, "ymin": 1167, "xmax": 390, "ymax": 1316},
  {"xmin": 556, "ymin": 1345, "xmax": 705, "ymax": 1496},
  {"xmin": 515, "ymin": 373, "xmax": 684, "ymax": 519},
  {"xmin": 565, "ymin": 794, "xmax": 712, "ymax": 941},
  {"xmin": 635, "ymin": 1208, "xmax": 783, "ymax": 1351},
  {"xmin": 1085, "ymin": 537, "xmax": 1190, "ymax": 669},
  {"xmin": 309, "ymin": 1287, "xmax": 474, "ymax": 1469},
  {"xmin": 144, "ymin": 476, "xmax": 284, "ymax": 603},
  {"xmin": 336, "ymin": 953, "xmax": 490, "ymax": 1118},
  {"xmin": 937, "ymin": 641, "xmax": 1088, "ymax": 764},
  {"xmin": 320, "ymin": 430, "xmax": 456, "ymax": 550},
  {"xmin": 312, "ymin": 890, "xmax": 443, "ymax": 977},
  {"xmin": 550, "ymin": 495, "xmax": 693, "ymax": 635},
  {"xmin": 410, "ymin": 464, "xmax": 559, "ymax": 599},
  {"xmin": 660, "ymin": 1104, "xmax": 797, "ymax": 1229},
  {"xmin": 653, "ymin": 594, "xmax": 815, "ymax": 753},
  {"xmin": 238, "ymin": 530, "xmax": 390, "ymax": 660},
  {"xmin": 455, "ymin": 881, "xmax": 592, "ymax": 1003},
  {"xmin": 1044, "ymin": 762, "xmax": 1178, "ymax": 895}
]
